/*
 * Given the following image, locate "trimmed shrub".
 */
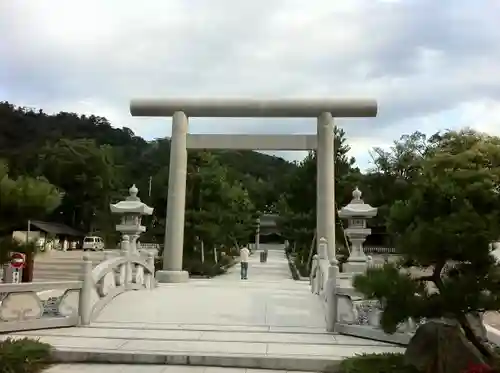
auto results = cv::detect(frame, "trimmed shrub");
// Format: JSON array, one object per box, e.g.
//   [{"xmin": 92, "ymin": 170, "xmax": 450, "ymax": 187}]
[
  {"xmin": 0, "ymin": 337, "xmax": 52, "ymax": 373},
  {"xmin": 219, "ymin": 254, "xmax": 235, "ymax": 268},
  {"xmin": 286, "ymin": 252, "xmax": 300, "ymax": 280},
  {"xmin": 336, "ymin": 353, "xmax": 419, "ymax": 373},
  {"xmin": 293, "ymin": 255, "xmax": 309, "ymax": 277},
  {"xmin": 155, "ymin": 254, "xmax": 235, "ymax": 278}
]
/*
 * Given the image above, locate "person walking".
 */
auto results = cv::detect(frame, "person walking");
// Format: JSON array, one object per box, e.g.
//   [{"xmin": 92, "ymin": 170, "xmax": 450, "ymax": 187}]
[{"xmin": 240, "ymin": 246, "xmax": 250, "ymax": 280}]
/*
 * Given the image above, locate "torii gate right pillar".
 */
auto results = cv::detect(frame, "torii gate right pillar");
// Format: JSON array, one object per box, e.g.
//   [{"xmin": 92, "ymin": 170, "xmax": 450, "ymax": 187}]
[{"xmin": 317, "ymin": 112, "xmax": 336, "ymax": 262}]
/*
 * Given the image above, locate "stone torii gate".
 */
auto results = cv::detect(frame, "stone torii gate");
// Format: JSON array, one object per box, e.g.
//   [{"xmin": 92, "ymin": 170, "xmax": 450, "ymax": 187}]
[{"xmin": 130, "ymin": 99, "xmax": 378, "ymax": 283}]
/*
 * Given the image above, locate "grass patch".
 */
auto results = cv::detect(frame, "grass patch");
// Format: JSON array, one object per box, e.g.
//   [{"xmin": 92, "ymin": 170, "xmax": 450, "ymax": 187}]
[
  {"xmin": 0, "ymin": 337, "xmax": 52, "ymax": 373},
  {"xmin": 336, "ymin": 353, "xmax": 419, "ymax": 373}
]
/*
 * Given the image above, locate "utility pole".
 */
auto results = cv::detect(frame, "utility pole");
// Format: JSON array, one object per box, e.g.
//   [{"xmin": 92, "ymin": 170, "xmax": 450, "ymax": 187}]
[
  {"xmin": 26, "ymin": 219, "xmax": 31, "ymax": 244},
  {"xmin": 147, "ymin": 176, "xmax": 153, "ymax": 232}
]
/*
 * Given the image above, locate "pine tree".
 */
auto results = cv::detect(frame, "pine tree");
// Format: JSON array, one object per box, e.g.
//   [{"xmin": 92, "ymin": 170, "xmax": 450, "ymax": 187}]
[
  {"xmin": 353, "ymin": 129, "xmax": 500, "ymax": 361},
  {"xmin": 277, "ymin": 126, "xmax": 357, "ymax": 271}
]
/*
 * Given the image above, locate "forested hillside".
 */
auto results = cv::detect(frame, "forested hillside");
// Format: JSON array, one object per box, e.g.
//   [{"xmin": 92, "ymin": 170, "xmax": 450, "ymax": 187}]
[{"xmin": 0, "ymin": 101, "xmax": 295, "ymax": 244}]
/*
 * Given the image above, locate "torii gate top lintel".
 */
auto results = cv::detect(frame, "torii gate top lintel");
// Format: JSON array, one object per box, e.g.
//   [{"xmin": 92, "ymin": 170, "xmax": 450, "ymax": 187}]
[{"xmin": 129, "ymin": 98, "xmax": 378, "ymax": 118}]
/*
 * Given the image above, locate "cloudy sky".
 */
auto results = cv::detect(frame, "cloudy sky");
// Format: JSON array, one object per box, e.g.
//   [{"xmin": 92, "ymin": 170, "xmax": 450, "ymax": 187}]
[{"xmin": 1, "ymin": 0, "xmax": 499, "ymax": 169}]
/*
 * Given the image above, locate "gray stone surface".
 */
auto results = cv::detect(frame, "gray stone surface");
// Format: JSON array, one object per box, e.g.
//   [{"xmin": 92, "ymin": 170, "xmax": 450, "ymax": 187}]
[
  {"xmin": 155, "ymin": 270, "xmax": 189, "ymax": 283},
  {"xmin": 161, "ymin": 110, "xmax": 189, "ymax": 279},
  {"xmin": 186, "ymin": 134, "xmax": 317, "ymax": 150},
  {"xmin": 46, "ymin": 364, "xmax": 315, "ymax": 372},
  {"xmin": 4, "ymin": 247, "xmax": 403, "ymax": 371},
  {"xmin": 129, "ymin": 98, "xmax": 378, "ymax": 118},
  {"xmin": 317, "ymin": 113, "xmax": 336, "ymax": 261}
]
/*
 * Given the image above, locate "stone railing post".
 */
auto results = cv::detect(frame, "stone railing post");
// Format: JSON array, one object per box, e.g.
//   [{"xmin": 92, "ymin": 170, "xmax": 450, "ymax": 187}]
[
  {"xmin": 79, "ymin": 254, "xmax": 93, "ymax": 326},
  {"xmin": 121, "ymin": 235, "xmax": 129, "ymax": 257},
  {"xmin": 130, "ymin": 234, "xmax": 139, "ymax": 255},
  {"xmin": 146, "ymin": 252, "xmax": 156, "ymax": 289},
  {"xmin": 326, "ymin": 255, "xmax": 339, "ymax": 332},
  {"xmin": 310, "ymin": 254, "xmax": 319, "ymax": 294},
  {"xmin": 318, "ymin": 237, "xmax": 330, "ymax": 295},
  {"xmin": 122, "ymin": 235, "xmax": 133, "ymax": 288}
]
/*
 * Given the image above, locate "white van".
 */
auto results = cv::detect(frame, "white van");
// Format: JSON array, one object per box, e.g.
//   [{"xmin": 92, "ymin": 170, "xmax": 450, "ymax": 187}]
[{"xmin": 82, "ymin": 236, "xmax": 105, "ymax": 251}]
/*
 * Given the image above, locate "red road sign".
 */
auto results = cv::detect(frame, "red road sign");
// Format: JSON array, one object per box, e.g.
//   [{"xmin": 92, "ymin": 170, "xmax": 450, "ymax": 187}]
[{"xmin": 10, "ymin": 252, "xmax": 26, "ymax": 269}]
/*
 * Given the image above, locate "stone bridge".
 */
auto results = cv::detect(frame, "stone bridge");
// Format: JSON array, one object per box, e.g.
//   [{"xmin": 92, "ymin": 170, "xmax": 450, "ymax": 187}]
[{"xmin": 1, "ymin": 244, "xmax": 404, "ymax": 372}]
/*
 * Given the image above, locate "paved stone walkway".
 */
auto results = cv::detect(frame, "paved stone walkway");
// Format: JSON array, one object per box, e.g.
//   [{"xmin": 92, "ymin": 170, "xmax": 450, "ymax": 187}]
[{"xmin": 7, "ymin": 245, "xmax": 403, "ymax": 371}]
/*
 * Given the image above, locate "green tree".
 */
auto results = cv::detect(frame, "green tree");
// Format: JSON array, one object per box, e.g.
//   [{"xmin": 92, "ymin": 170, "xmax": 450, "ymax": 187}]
[
  {"xmin": 0, "ymin": 101, "xmax": 297, "ymax": 244},
  {"xmin": 360, "ymin": 131, "xmax": 429, "ymax": 245},
  {"xmin": 276, "ymin": 152, "xmax": 316, "ymax": 262},
  {"xmin": 0, "ymin": 160, "xmax": 61, "ymax": 269},
  {"xmin": 353, "ymin": 129, "xmax": 500, "ymax": 361},
  {"xmin": 277, "ymin": 127, "xmax": 358, "ymax": 270},
  {"xmin": 0, "ymin": 160, "xmax": 62, "ymax": 235},
  {"xmin": 182, "ymin": 151, "xmax": 255, "ymax": 259},
  {"xmin": 36, "ymin": 138, "xmax": 119, "ymax": 234}
]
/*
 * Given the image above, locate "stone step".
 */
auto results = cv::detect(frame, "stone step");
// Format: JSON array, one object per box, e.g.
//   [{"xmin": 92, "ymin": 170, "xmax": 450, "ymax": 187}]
[
  {"xmin": 34, "ymin": 265, "xmax": 90, "ymax": 272},
  {"xmin": 34, "ymin": 263, "xmax": 98, "ymax": 271},
  {"xmin": 31, "ymin": 253, "xmax": 135, "ymax": 282},
  {"xmin": 35, "ymin": 257, "xmax": 108, "ymax": 264},
  {"xmin": 47, "ymin": 364, "xmax": 309, "ymax": 373},
  {"xmin": 33, "ymin": 273, "xmax": 82, "ymax": 282},
  {"xmin": 5, "ymin": 324, "xmax": 403, "ymax": 372},
  {"xmin": 35, "ymin": 252, "xmax": 118, "ymax": 261},
  {"xmin": 33, "ymin": 268, "xmax": 140, "ymax": 282}
]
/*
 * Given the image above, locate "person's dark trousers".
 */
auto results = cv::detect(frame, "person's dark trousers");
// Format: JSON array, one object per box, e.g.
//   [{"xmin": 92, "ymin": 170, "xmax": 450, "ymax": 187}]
[{"xmin": 241, "ymin": 262, "xmax": 248, "ymax": 279}]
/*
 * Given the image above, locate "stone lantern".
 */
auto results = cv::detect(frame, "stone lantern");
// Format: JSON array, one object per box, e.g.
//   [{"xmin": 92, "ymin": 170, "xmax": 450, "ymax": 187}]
[
  {"xmin": 110, "ymin": 185, "xmax": 154, "ymax": 256},
  {"xmin": 338, "ymin": 187, "xmax": 377, "ymax": 274}
]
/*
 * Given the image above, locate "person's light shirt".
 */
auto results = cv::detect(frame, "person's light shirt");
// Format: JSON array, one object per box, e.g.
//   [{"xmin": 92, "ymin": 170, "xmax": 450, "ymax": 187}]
[{"xmin": 240, "ymin": 247, "xmax": 250, "ymax": 262}]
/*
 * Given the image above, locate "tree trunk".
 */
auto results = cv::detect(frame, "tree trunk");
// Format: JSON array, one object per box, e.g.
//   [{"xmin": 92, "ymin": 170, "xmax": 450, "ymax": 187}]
[
  {"xmin": 457, "ymin": 313, "xmax": 493, "ymax": 362},
  {"xmin": 306, "ymin": 230, "xmax": 317, "ymax": 272},
  {"xmin": 201, "ymin": 240, "xmax": 205, "ymax": 264},
  {"xmin": 22, "ymin": 252, "xmax": 34, "ymax": 283},
  {"xmin": 432, "ymin": 261, "xmax": 493, "ymax": 362}
]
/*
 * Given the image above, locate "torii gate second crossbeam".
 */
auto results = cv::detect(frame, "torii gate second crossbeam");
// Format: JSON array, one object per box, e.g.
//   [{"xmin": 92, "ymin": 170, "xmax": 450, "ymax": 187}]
[{"xmin": 130, "ymin": 98, "xmax": 378, "ymax": 283}]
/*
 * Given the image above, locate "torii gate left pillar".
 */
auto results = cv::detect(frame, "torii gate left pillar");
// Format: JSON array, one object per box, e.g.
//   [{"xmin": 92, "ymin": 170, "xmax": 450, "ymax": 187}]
[{"xmin": 130, "ymin": 99, "xmax": 378, "ymax": 283}]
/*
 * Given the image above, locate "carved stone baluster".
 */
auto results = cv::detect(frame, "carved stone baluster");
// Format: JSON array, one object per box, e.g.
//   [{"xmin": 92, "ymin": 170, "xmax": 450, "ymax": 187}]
[
  {"xmin": 79, "ymin": 253, "xmax": 93, "ymax": 326},
  {"xmin": 311, "ymin": 254, "xmax": 319, "ymax": 294},
  {"xmin": 336, "ymin": 293, "xmax": 357, "ymax": 324},
  {"xmin": 0, "ymin": 292, "xmax": 43, "ymax": 321},
  {"xmin": 318, "ymin": 237, "xmax": 330, "ymax": 296},
  {"xmin": 120, "ymin": 235, "xmax": 132, "ymax": 289},
  {"xmin": 325, "ymin": 239, "xmax": 339, "ymax": 332},
  {"xmin": 145, "ymin": 252, "xmax": 155, "ymax": 289}
]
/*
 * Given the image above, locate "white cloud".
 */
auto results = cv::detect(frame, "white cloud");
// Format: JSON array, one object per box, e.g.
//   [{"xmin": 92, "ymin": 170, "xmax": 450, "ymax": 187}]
[{"xmin": 1, "ymin": 0, "xmax": 500, "ymax": 169}]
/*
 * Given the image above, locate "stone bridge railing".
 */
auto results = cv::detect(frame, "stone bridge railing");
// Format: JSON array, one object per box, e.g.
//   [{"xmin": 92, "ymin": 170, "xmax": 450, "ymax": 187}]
[
  {"xmin": 80, "ymin": 240, "xmax": 156, "ymax": 325},
  {"xmin": 0, "ymin": 281, "xmax": 82, "ymax": 333},
  {"xmin": 0, "ymin": 236, "xmax": 156, "ymax": 332},
  {"xmin": 310, "ymin": 238, "xmax": 333, "ymax": 300},
  {"xmin": 309, "ymin": 238, "xmax": 500, "ymax": 346},
  {"xmin": 310, "ymin": 238, "xmax": 338, "ymax": 333},
  {"xmin": 334, "ymin": 287, "xmax": 420, "ymax": 344},
  {"xmin": 334, "ymin": 288, "xmax": 500, "ymax": 346},
  {"xmin": 309, "ymin": 237, "xmax": 418, "ymax": 342}
]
